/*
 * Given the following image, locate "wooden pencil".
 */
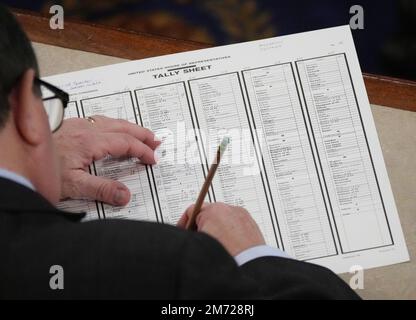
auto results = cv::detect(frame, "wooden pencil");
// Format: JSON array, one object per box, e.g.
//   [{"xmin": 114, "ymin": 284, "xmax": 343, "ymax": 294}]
[{"xmin": 185, "ymin": 137, "xmax": 230, "ymax": 230}]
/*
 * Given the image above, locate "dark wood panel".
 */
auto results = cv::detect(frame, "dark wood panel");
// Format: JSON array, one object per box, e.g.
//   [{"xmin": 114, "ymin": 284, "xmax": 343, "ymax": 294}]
[
  {"xmin": 13, "ymin": 8, "xmax": 208, "ymax": 59},
  {"xmin": 13, "ymin": 8, "xmax": 416, "ymax": 112},
  {"xmin": 363, "ymin": 74, "xmax": 416, "ymax": 112}
]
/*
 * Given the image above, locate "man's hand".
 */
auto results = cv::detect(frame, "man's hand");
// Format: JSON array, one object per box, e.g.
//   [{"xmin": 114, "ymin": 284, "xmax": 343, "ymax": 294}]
[
  {"xmin": 53, "ymin": 115, "xmax": 160, "ymax": 206},
  {"xmin": 177, "ymin": 202, "xmax": 265, "ymax": 256}
]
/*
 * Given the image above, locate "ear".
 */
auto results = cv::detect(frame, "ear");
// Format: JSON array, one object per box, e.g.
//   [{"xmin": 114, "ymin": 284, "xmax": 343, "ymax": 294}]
[{"xmin": 9, "ymin": 69, "xmax": 47, "ymax": 146}]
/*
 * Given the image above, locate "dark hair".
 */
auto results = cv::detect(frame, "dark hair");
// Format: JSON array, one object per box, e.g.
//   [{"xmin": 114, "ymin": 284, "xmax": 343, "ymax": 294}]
[{"xmin": 0, "ymin": 4, "xmax": 39, "ymax": 128}]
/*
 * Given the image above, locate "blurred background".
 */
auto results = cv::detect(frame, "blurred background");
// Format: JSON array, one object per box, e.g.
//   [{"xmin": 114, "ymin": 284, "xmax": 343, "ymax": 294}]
[{"xmin": 3, "ymin": 0, "xmax": 416, "ymax": 80}]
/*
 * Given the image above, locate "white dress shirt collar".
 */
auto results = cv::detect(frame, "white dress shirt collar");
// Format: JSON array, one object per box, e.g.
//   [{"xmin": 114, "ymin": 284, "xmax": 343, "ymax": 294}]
[{"xmin": 0, "ymin": 168, "xmax": 35, "ymax": 191}]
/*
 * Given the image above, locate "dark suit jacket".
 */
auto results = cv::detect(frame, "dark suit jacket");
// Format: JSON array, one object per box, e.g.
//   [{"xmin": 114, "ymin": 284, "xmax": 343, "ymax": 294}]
[{"xmin": 0, "ymin": 178, "xmax": 360, "ymax": 299}]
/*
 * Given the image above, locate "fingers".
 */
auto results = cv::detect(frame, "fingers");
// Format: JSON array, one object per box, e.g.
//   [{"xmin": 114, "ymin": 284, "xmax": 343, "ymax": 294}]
[
  {"xmin": 55, "ymin": 116, "xmax": 158, "ymax": 206},
  {"xmin": 176, "ymin": 204, "xmax": 195, "ymax": 229},
  {"xmin": 94, "ymin": 132, "xmax": 157, "ymax": 164},
  {"xmin": 73, "ymin": 170, "xmax": 131, "ymax": 206},
  {"xmin": 176, "ymin": 211, "xmax": 189, "ymax": 228},
  {"xmin": 196, "ymin": 204, "xmax": 220, "ymax": 230},
  {"xmin": 177, "ymin": 203, "xmax": 209, "ymax": 229},
  {"xmin": 59, "ymin": 117, "xmax": 160, "ymax": 165},
  {"xmin": 194, "ymin": 203, "xmax": 238, "ymax": 230},
  {"xmin": 90, "ymin": 116, "xmax": 161, "ymax": 150}
]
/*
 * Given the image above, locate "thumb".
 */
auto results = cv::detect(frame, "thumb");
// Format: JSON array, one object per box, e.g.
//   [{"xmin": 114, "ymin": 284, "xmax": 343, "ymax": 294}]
[
  {"xmin": 75, "ymin": 171, "xmax": 131, "ymax": 206},
  {"xmin": 177, "ymin": 204, "xmax": 194, "ymax": 228},
  {"xmin": 176, "ymin": 212, "xmax": 188, "ymax": 229}
]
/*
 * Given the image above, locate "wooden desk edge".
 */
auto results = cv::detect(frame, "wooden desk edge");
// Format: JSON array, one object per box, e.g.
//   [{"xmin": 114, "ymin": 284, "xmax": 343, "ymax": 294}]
[{"xmin": 13, "ymin": 8, "xmax": 416, "ymax": 112}]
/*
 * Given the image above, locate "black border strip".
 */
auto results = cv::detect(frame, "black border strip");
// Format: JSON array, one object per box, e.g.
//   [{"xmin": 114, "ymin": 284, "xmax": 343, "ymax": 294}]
[
  {"xmin": 187, "ymin": 80, "xmax": 217, "ymax": 201},
  {"xmin": 183, "ymin": 82, "xmax": 213, "ymax": 200},
  {"xmin": 343, "ymin": 53, "xmax": 394, "ymax": 245},
  {"xmin": 134, "ymin": 81, "xmax": 210, "ymax": 223},
  {"xmin": 81, "ymin": 91, "xmax": 159, "ymax": 222},
  {"xmin": 77, "ymin": 100, "xmax": 101, "ymax": 219},
  {"xmin": 188, "ymin": 72, "xmax": 280, "ymax": 248},
  {"xmin": 295, "ymin": 53, "xmax": 394, "ymax": 254},
  {"xmin": 289, "ymin": 63, "xmax": 339, "ymax": 259},
  {"xmin": 242, "ymin": 63, "xmax": 338, "ymax": 259},
  {"xmin": 82, "ymin": 93, "xmax": 128, "ymax": 219},
  {"xmin": 129, "ymin": 91, "xmax": 160, "ymax": 223},
  {"xmin": 74, "ymin": 101, "xmax": 101, "ymax": 220},
  {"xmin": 294, "ymin": 63, "xmax": 343, "ymax": 253},
  {"xmin": 133, "ymin": 90, "xmax": 163, "ymax": 223},
  {"xmin": 71, "ymin": 101, "xmax": 80, "ymax": 118}
]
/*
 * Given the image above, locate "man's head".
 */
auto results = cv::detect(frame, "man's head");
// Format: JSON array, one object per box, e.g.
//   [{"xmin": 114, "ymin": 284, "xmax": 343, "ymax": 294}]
[{"xmin": 0, "ymin": 5, "xmax": 61, "ymax": 204}]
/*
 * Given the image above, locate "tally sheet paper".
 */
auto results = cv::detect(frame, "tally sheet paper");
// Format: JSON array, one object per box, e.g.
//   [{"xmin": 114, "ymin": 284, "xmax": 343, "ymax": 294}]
[{"xmin": 49, "ymin": 26, "xmax": 409, "ymax": 273}]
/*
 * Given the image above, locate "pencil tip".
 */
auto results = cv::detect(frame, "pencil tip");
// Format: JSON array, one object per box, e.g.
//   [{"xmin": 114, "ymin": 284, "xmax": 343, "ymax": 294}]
[{"xmin": 219, "ymin": 136, "xmax": 231, "ymax": 153}]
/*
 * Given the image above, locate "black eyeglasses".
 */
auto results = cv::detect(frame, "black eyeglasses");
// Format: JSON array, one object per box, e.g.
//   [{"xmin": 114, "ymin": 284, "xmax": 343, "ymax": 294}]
[{"xmin": 34, "ymin": 78, "xmax": 69, "ymax": 132}]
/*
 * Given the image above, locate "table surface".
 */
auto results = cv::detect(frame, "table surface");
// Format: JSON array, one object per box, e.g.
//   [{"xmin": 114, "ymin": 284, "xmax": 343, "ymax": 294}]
[{"xmin": 13, "ymin": 7, "xmax": 414, "ymax": 298}]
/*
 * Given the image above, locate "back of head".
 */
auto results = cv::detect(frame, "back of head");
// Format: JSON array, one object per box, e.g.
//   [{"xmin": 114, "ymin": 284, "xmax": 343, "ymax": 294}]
[
  {"xmin": 0, "ymin": 5, "xmax": 62, "ymax": 204},
  {"xmin": 0, "ymin": 4, "xmax": 39, "ymax": 129}
]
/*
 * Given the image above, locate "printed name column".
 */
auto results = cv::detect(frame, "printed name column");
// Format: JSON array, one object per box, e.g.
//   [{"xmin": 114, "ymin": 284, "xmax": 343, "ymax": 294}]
[
  {"xmin": 56, "ymin": 101, "xmax": 100, "ymax": 220},
  {"xmin": 296, "ymin": 54, "xmax": 392, "ymax": 252},
  {"xmin": 243, "ymin": 64, "xmax": 337, "ymax": 260},
  {"xmin": 135, "ymin": 82, "xmax": 206, "ymax": 224},
  {"xmin": 81, "ymin": 92, "xmax": 158, "ymax": 221},
  {"xmin": 189, "ymin": 73, "xmax": 279, "ymax": 247}
]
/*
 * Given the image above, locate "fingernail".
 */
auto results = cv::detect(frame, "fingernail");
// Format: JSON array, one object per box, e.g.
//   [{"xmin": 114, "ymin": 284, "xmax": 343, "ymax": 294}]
[
  {"xmin": 154, "ymin": 135, "xmax": 162, "ymax": 143},
  {"xmin": 154, "ymin": 151, "xmax": 160, "ymax": 164},
  {"xmin": 114, "ymin": 187, "xmax": 129, "ymax": 205}
]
